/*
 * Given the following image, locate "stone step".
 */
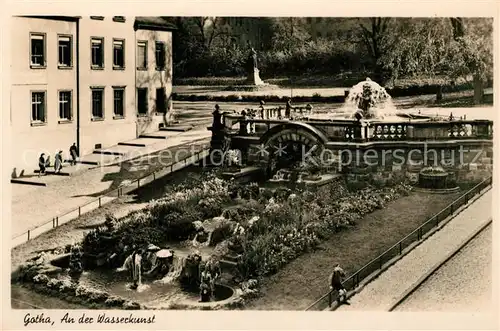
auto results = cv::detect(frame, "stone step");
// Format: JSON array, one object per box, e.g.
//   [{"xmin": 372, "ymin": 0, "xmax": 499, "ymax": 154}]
[
  {"xmin": 139, "ymin": 134, "xmax": 168, "ymax": 140},
  {"xmin": 93, "ymin": 150, "xmax": 126, "ymax": 156},
  {"xmin": 160, "ymin": 125, "xmax": 193, "ymax": 132},
  {"xmin": 118, "ymin": 142, "xmax": 147, "ymax": 147},
  {"xmin": 11, "ymin": 178, "xmax": 47, "ymax": 187},
  {"xmin": 34, "ymin": 170, "xmax": 70, "ymax": 176}
]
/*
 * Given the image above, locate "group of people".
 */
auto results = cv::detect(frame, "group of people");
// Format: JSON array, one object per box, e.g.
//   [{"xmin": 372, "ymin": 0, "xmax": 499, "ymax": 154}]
[
  {"xmin": 199, "ymin": 258, "xmax": 221, "ymax": 302},
  {"xmin": 38, "ymin": 143, "xmax": 79, "ymax": 177}
]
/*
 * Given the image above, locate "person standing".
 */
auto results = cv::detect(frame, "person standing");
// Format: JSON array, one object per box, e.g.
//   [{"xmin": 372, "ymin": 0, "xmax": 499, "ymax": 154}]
[
  {"xmin": 285, "ymin": 98, "xmax": 293, "ymax": 119},
  {"xmin": 329, "ymin": 263, "xmax": 349, "ymax": 305},
  {"xmin": 54, "ymin": 150, "xmax": 63, "ymax": 173},
  {"xmin": 69, "ymin": 143, "xmax": 79, "ymax": 166}
]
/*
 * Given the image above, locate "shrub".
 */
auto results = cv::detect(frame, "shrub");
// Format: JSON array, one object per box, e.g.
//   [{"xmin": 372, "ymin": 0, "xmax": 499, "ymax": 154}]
[{"xmin": 238, "ymin": 181, "xmax": 412, "ymax": 278}]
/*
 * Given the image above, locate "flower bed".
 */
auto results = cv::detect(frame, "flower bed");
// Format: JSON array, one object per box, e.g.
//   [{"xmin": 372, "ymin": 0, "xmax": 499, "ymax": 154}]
[
  {"xmin": 236, "ymin": 180, "xmax": 413, "ymax": 278},
  {"xmin": 15, "ymin": 168, "xmax": 412, "ymax": 309},
  {"xmin": 78, "ymin": 171, "xmax": 411, "ymax": 280}
]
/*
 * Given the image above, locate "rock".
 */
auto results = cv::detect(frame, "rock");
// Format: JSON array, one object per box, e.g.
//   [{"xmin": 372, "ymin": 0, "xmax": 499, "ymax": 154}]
[
  {"xmin": 248, "ymin": 216, "xmax": 260, "ymax": 227},
  {"xmin": 247, "ymin": 279, "xmax": 258, "ymax": 289},
  {"xmin": 123, "ymin": 301, "xmax": 141, "ymax": 310},
  {"xmin": 195, "ymin": 230, "xmax": 209, "ymax": 244},
  {"xmin": 192, "ymin": 220, "xmax": 204, "ymax": 231}
]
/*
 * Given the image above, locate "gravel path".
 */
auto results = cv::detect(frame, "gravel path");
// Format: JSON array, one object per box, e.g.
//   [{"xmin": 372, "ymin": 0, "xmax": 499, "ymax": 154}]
[
  {"xmin": 337, "ymin": 189, "xmax": 492, "ymax": 311},
  {"xmin": 11, "ymin": 128, "xmax": 210, "ymax": 238},
  {"xmin": 395, "ymin": 225, "xmax": 492, "ymax": 312}
]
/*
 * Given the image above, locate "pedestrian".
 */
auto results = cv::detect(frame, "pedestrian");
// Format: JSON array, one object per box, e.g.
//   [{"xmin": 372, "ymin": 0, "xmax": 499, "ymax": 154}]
[
  {"xmin": 69, "ymin": 143, "xmax": 79, "ymax": 165},
  {"xmin": 285, "ymin": 98, "xmax": 293, "ymax": 119},
  {"xmin": 38, "ymin": 153, "xmax": 47, "ymax": 177},
  {"xmin": 329, "ymin": 263, "xmax": 349, "ymax": 305},
  {"xmin": 54, "ymin": 150, "xmax": 63, "ymax": 173}
]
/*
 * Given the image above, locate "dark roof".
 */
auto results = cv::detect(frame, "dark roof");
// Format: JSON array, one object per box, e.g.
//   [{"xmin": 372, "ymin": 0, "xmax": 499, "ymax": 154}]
[
  {"xmin": 134, "ymin": 17, "xmax": 177, "ymax": 31},
  {"xmin": 17, "ymin": 16, "xmax": 80, "ymax": 22}
]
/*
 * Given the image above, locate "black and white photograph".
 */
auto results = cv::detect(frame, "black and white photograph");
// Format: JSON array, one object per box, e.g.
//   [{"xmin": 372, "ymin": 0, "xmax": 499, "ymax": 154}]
[{"xmin": 3, "ymin": 3, "xmax": 498, "ymax": 330}]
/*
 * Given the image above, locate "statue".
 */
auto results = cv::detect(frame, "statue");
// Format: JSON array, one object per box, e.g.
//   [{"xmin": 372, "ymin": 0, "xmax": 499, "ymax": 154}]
[
  {"xmin": 245, "ymin": 45, "xmax": 265, "ymax": 86},
  {"xmin": 249, "ymin": 48, "xmax": 258, "ymax": 70}
]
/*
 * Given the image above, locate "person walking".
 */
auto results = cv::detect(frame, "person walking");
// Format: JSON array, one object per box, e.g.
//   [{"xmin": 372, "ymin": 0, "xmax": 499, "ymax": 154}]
[
  {"xmin": 329, "ymin": 263, "xmax": 349, "ymax": 305},
  {"xmin": 69, "ymin": 143, "xmax": 79, "ymax": 165},
  {"xmin": 38, "ymin": 153, "xmax": 47, "ymax": 177},
  {"xmin": 54, "ymin": 150, "xmax": 63, "ymax": 173}
]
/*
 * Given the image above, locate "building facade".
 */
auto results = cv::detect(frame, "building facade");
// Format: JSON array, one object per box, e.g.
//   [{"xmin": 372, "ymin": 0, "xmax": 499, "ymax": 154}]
[{"xmin": 10, "ymin": 16, "xmax": 175, "ymax": 176}]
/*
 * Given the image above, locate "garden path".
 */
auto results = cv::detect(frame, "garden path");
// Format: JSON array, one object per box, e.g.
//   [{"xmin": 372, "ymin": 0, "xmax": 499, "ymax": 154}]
[
  {"xmin": 337, "ymin": 189, "xmax": 492, "ymax": 311},
  {"xmin": 394, "ymin": 224, "xmax": 492, "ymax": 312},
  {"xmin": 11, "ymin": 128, "xmax": 210, "ymax": 238}
]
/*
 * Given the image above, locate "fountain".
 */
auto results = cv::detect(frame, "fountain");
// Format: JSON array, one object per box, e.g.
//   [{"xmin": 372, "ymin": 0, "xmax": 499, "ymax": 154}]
[
  {"xmin": 308, "ymin": 77, "xmax": 439, "ymax": 122},
  {"xmin": 414, "ymin": 166, "xmax": 459, "ymax": 194},
  {"xmin": 343, "ymin": 78, "xmax": 397, "ymax": 119}
]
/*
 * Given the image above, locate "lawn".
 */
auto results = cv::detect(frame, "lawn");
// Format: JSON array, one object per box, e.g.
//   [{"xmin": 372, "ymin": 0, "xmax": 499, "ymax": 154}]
[{"xmin": 243, "ymin": 190, "xmax": 462, "ymax": 310}]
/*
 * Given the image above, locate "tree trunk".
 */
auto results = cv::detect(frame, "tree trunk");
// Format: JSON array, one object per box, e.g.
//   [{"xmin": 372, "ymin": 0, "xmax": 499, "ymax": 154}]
[{"xmin": 473, "ymin": 74, "xmax": 484, "ymax": 105}]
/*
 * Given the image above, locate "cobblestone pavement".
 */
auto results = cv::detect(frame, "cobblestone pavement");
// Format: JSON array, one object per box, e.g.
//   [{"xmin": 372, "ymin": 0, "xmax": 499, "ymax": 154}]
[
  {"xmin": 395, "ymin": 225, "xmax": 492, "ymax": 312},
  {"xmin": 11, "ymin": 128, "xmax": 211, "ymax": 238},
  {"xmin": 337, "ymin": 189, "xmax": 492, "ymax": 311}
]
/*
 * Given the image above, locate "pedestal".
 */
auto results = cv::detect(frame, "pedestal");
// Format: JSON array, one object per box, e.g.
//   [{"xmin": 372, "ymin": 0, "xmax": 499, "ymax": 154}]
[{"xmin": 246, "ymin": 68, "xmax": 266, "ymax": 86}]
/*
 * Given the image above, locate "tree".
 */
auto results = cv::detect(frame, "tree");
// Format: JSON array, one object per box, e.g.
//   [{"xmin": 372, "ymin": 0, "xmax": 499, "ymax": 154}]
[
  {"xmin": 380, "ymin": 18, "xmax": 451, "ymax": 84},
  {"xmin": 357, "ymin": 17, "xmax": 392, "ymax": 82},
  {"xmin": 270, "ymin": 18, "xmax": 311, "ymax": 52},
  {"xmin": 446, "ymin": 18, "xmax": 493, "ymax": 104},
  {"xmin": 379, "ymin": 17, "xmax": 493, "ymax": 104}
]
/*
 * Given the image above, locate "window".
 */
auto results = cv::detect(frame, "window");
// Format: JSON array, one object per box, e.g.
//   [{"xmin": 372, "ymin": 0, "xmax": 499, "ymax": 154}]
[
  {"xmin": 90, "ymin": 16, "xmax": 104, "ymax": 20},
  {"xmin": 58, "ymin": 91, "xmax": 72, "ymax": 121},
  {"xmin": 155, "ymin": 88, "xmax": 166, "ymax": 113},
  {"xmin": 137, "ymin": 41, "xmax": 147, "ymax": 70},
  {"xmin": 137, "ymin": 88, "xmax": 148, "ymax": 115},
  {"xmin": 91, "ymin": 37, "xmax": 104, "ymax": 68},
  {"xmin": 113, "ymin": 16, "xmax": 126, "ymax": 22},
  {"xmin": 58, "ymin": 35, "xmax": 72, "ymax": 67},
  {"xmin": 155, "ymin": 42, "xmax": 165, "ymax": 70},
  {"xmin": 113, "ymin": 39, "xmax": 125, "ymax": 69},
  {"xmin": 91, "ymin": 88, "xmax": 104, "ymax": 120},
  {"xmin": 113, "ymin": 87, "xmax": 125, "ymax": 117},
  {"xmin": 30, "ymin": 33, "xmax": 46, "ymax": 67},
  {"xmin": 31, "ymin": 91, "xmax": 46, "ymax": 123}
]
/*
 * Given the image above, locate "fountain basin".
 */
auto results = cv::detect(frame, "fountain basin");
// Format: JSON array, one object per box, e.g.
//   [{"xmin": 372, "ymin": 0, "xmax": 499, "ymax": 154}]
[
  {"xmin": 413, "ymin": 166, "xmax": 459, "ymax": 194},
  {"xmin": 19, "ymin": 252, "xmax": 242, "ymax": 310}
]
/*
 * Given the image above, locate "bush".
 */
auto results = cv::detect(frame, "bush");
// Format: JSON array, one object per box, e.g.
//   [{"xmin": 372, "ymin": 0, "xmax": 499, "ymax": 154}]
[
  {"xmin": 238, "ymin": 181, "xmax": 412, "ymax": 278},
  {"xmin": 81, "ymin": 172, "xmax": 230, "ymax": 258}
]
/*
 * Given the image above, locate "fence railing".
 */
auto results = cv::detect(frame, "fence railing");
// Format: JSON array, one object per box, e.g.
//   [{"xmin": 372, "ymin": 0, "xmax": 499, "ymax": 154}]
[
  {"xmin": 304, "ymin": 176, "xmax": 493, "ymax": 311},
  {"xmin": 12, "ymin": 147, "xmax": 210, "ymax": 247}
]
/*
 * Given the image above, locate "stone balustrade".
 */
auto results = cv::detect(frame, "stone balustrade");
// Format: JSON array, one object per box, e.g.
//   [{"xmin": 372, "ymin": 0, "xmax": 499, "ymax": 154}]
[{"xmin": 218, "ymin": 111, "xmax": 493, "ymax": 143}]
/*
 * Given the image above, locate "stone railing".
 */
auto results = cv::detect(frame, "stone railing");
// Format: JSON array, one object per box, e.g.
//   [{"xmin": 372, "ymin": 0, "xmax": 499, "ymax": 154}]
[
  {"xmin": 242, "ymin": 104, "xmax": 314, "ymax": 120},
  {"xmin": 215, "ymin": 112, "xmax": 493, "ymax": 143}
]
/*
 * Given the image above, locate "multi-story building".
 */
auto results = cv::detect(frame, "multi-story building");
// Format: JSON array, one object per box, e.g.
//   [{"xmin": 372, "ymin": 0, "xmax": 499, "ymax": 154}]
[{"xmin": 9, "ymin": 16, "xmax": 175, "ymax": 176}]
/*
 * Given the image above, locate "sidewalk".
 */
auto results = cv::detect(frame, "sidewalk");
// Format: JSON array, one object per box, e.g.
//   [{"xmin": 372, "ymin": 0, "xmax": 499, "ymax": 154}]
[
  {"xmin": 11, "ymin": 126, "xmax": 212, "ymax": 238},
  {"xmin": 336, "ymin": 189, "xmax": 492, "ymax": 311}
]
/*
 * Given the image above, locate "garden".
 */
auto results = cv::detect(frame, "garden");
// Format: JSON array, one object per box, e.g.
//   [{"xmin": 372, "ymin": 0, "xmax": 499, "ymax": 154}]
[{"xmin": 14, "ymin": 168, "xmax": 419, "ymax": 309}]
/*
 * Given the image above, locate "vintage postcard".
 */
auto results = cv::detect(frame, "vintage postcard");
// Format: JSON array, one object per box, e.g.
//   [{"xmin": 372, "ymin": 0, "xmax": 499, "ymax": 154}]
[{"xmin": 2, "ymin": 0, "xmax": 499, "ymax": 330}]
